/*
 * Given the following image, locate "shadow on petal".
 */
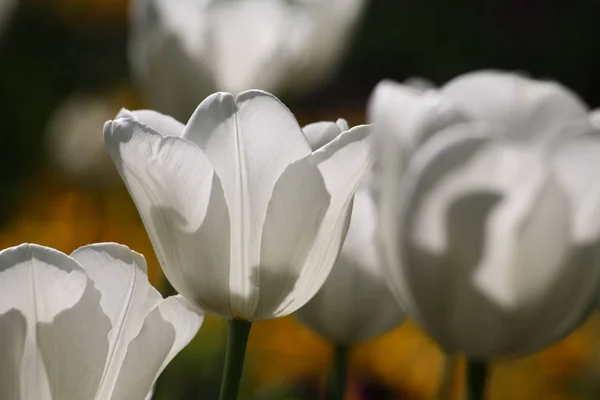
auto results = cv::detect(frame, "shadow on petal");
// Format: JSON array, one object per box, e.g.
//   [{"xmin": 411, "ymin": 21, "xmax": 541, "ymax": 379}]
[
  {"xmin": 404, "ymin": 191, "xmax": 600, "ymax": 358},
  {"xmin": 0, "ymin": 309, "xmax": 26, "ymax": 400},
  {"xmin": 37, "ymin": 282, "xmax": 110, "ymax": 399},
  {"xmin": 148, "ymin": 175, "xmax": 231, "ymax": 319},
  {"xmin": 110, "ymin": 307, "xmax": 175, "ymax": 400}
]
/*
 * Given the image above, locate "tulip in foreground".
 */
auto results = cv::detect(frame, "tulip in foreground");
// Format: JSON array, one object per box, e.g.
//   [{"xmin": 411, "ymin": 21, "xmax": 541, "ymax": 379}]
[
  {"xmin": 128, "ymin": 0, "xmax": 366, "ymax": 119},
  {"xmin": 0, "ymin": 242, "xmax": 203, "ymax": 399},
  {"xmin": 105, "ymin": 90, "xmax": 372, "ymax": 322},
  {"xmin": 296, "ymin": 119, "xmax": 403, "ymax": 345},
  {"xmin": 368, "ymin": 70, "xmax": 600, "ymax": 359},
  {"xmin": 105, "ymin": 90, "xmax": 372, "ymax": 400}
]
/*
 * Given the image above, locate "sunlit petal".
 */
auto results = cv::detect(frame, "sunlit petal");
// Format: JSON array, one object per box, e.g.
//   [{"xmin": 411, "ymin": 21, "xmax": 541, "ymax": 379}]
[
  {"xmin": 276, "ymin": 124, "xmax": 372, "ymax": 316},
  {"xmin": 104, "ymin": 119, "xmax": 231, "ymax": 317},
  {"xmin": 302, "ymin": 119, "xmax": 346, "ymax": 150},
  {"xmin": 0, "ymin": 244, "xmax": 101, "ymax": 399},
  {"xmin": 183, "ymin": 90, "xmax": 312, "ymax": 318},
  {"xmin": 117, "ymin": 108, "xmax": 186, "ymax": 137},
  {"xmin": 110, "ymin": 295, "xmax": 203, "ymax": 400}
]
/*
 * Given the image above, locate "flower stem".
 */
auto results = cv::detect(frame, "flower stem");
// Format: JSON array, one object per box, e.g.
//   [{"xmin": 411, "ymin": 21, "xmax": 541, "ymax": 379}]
[
  {"xmin": 326, "ymin": 344, "xmax": 349, "ymax": 400},
  {"xmin": 465, "ymin": 359, "xmax": 488, "ymax": 400},
  {"xmin": 218, "ymin": 319, "xmax": 252, "ymax": 400}
]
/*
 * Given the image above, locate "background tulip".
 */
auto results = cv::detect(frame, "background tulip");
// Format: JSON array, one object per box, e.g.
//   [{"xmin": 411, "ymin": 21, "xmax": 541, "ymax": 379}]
[
  {"xmin": 104, "ymin": 90, "xmax": 372, "ymax": 322},
  {"xmin": 0, "ymin": 242, "xmax": 203, "ymax": 399},
  {"xmin": 46, "ymin": 92, "xmax": 120, "ymax": 187},
  {"xmin": 369, "ymin": 70, "xmax": 600, "ymax": 358},
  {"xmin": 128, "ymin": 0, "xmax": 367, "ymax": 120},
  {"xmin": 296, "ymin": 119, "xmax": 403, "ymax": 345}
]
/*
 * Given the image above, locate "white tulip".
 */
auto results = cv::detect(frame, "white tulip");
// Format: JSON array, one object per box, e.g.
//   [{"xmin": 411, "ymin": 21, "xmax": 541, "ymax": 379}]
[
  {"xmin": 295, "ymin": 119, "xmax": 403, "ymax": 344},
  {"xmin": 104, "ymin": 90, "xmax": 372, "ymax": 321},
  {"xmin": 128, "ymin": 0, "xmax": 366, "ymax": 119},
  {"xmin": 0, "ymin": 242, "xmax": 203, "ymax": 399},
  {"xmin": 368, "ymin": 70, "xmax": 600, "ymax": 358}
]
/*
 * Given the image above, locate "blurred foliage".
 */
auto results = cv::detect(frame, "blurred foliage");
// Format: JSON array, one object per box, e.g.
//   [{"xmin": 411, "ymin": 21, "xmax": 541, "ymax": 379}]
[{"xmin": 2, "ymin": 0, "xmax": 600, "ymax": 399}]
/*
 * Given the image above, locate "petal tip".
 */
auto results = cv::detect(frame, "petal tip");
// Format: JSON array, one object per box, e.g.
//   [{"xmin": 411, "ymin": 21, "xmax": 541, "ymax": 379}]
[
  {"xmin": 71, "ymin": 242, "xmax": 149, "ymax": 275},
  {"xmin": 116, "ymin": 108, "xmax": 134, "ymax": 119},
  {"xmin": 234, "ymin": 89, "xmax": 284, "ymax": 105}
]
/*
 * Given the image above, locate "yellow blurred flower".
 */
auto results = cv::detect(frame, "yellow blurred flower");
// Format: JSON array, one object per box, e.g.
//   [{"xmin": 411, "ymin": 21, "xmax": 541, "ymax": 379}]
[
  {"xmin": 0, "ymin": 173, "xmax": 163, "ymax": 285},
  {"xmin": 247, "ymin": 314, "xmax": 600, "ymax": 399}
]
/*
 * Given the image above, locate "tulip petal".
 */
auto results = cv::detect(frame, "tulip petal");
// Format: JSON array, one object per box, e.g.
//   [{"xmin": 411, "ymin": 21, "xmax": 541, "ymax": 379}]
[
  {"xmin": 401, "ymin": 124, "xmax": 599, "ymax": 356},
  {"xmin": 183, "ymin": 90, "xmax": 312, "ymax": 318},
  {"xmin": 110, "ymin": 295, "xmax": 203, "ymax": 400},
  {"xmin": 116, "ymin": 109, "xmax": 185, "ymax": 137},
  {"xmin": 0, "ymin": 244, "xmax": 89, "ymax": 321},
  {"xmin": 407, "ymin": 127, "xmax": 570, "ymax": 309},
  {"xmin": 368, "ymin": 80, "xmax": 463, "ymax": 152},
  {"xmin": 144, "ymin": 386, "xmax": 155, "ymax": 400},
  {"xmin": 0, "ymin": 309, "xmax": 26, "ymax": 400},
  {"xmin": 552, "ymin": 134, "xmax": 600, "ymax": 243},
  {"xmin": 401, "ymin": 131, "xmax": 493, "ymax": 353},
  {"xmin": 129, "ymin": 0, "xmax": 215, "ymax": 121},
  {"xmin": 441, "ymin": 70, "xmax": 589, "ymax": 141},
  {"xmin": 210, "ymin": 1, "xmax": 298, "ymax": 94},
  {"xmin": 70, "ymin": 243, "xmax": 164, "ymax": 398},
  {"xmin": 253, "ymin": 156, "xmax": 330, "ymax": 320},
  {"xmin": 0, "ymin": 244, "xmax": 92, "ymax": 398},
  {"xmin": 275, "ymin": 124, "xmax": 372, "ymax": 316},
  {"xmin": 367, "ymin": 80, "xmax": 465, "ymax": 241},
  {"xmin": 37, "ymin": 281, "xmax": 110, "ymax": 400},
  {"xmin": 105, "ymin": 119, "xmax": 232, "ymax": 317},
  {"xmin": 70, "ymin": 243, "xmax": 161, "ymax": 329},
  {"xmin": 302, "ymin": 119, "xmax": 346, "ymax": 150}
]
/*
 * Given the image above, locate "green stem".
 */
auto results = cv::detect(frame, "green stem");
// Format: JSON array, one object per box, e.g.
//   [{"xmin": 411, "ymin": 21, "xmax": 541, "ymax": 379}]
[
  {"xmin": 326, "ymin": 345, "xmax": 349, "ymax": 400},
  {"xmin": 437, "ymin": 353, "xmax": 458, "ymax": 400},
  {"xmin": 218, "ymin": 319, "xmax": 252, "ymax": 400},
  {"xmin": 465, "ymin": 359, "xmax": 488, "ymax": 400}
]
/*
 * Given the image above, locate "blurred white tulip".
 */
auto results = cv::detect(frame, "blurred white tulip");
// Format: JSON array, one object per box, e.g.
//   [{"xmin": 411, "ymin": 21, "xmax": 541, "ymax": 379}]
[
  {"xmin": 296, "ymin": 119, "xmax": 403, "ymax": 344},
  {"xmin": 104, "ymin": 90, "xmax": 372, "ymax": 321},
  {"xmin": 46, "ymin": 93, "xmax": 120, "ymax": 186},
  {"xmin": 128, "ymin": 0, "xmax": 367, "ymax": 119},
  {"xmin": 0, "ymin": 242, "xmax": 203, "ymax": 399},
  {"xmin": 368, "ymin": 70, "xmax": 600, "ymax": 358}
]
